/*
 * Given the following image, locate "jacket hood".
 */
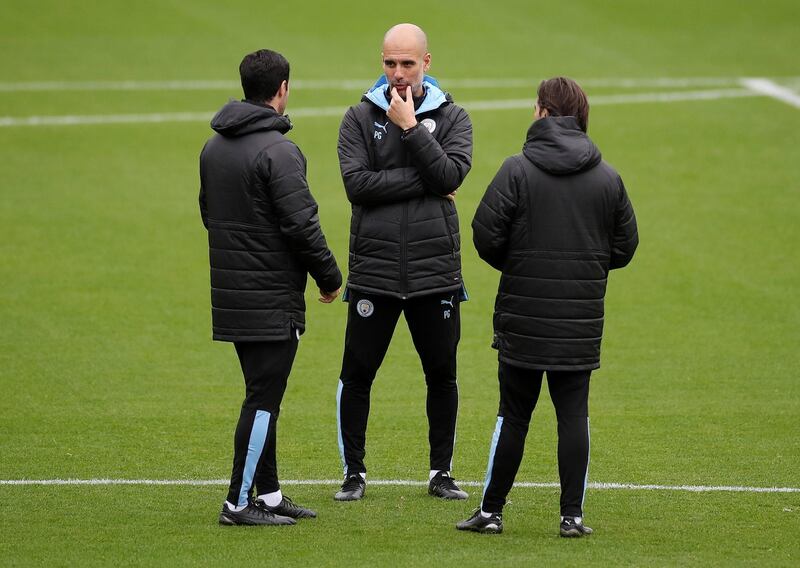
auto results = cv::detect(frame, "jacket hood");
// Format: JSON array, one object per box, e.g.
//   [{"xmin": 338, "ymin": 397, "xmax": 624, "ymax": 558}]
[
  {"xmin": 363, "ymin": 74, "xmax": 450, "ymax": 114},
  {"xmin": 522, "ymin": 116, "xmax": 601, "ymax": 175},
  {"xmin": 210, "ymin": 100, "xmax": 292, "ymax": 137}
]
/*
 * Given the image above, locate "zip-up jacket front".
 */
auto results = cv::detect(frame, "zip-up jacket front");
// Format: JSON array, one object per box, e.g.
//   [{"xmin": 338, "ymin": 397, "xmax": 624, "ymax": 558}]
[
  {"xmin": 199, "ymin": 100, "xmax": 342, "ymax": 341},
  {"xmin": 338, "ymin": 77, "xmax": 473, "ymax": 299}
]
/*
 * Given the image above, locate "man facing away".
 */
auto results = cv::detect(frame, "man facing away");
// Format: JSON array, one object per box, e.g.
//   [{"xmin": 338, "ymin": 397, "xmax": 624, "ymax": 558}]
[
  {"xmin": 458, "ymin": 77, "xmax": 638, "ymax": 535},
  {"xmin": 334, "ymin": 23, "xmax": 473, "ymax": 501},
  {"xmin": 199, "ymin": 49, "xmax": 342, "ymax": 525}
]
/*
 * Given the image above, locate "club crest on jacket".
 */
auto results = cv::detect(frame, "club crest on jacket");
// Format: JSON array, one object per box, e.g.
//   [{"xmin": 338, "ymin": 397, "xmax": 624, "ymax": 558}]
[{"xmin": 421, "ymin": 118, "xmax": 436, "ymax": 133}]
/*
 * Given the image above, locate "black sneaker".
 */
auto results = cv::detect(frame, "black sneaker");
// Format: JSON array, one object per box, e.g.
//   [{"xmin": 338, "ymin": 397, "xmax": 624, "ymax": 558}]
[
  {"xmin": 560, "ymin": 516, "xmax": 593, "ymax": 537},
  {"xmin": 428, "ymin": 471, "xmax": 469, "ymax": 500},
  {"xmin": 262, "ymin": 496, "xmax": 317, "ymax": 519},
  {"xmin": 334, "ymin": 474, "xmax": 365, "ymax": 501},
  {"xmin": 218, "ymin": 501, "xmax": 296, "ymax": 526},
  {"xmin": 456, "ymin": 509, "xmax": 503, "ymax": 534}
]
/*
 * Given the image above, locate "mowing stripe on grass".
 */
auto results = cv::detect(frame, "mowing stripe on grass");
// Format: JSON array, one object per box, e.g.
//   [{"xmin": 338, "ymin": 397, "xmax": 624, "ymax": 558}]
[
  {"xmin": 2, "ymin": 77, "xmax": 794, "ymax": 92},
  {"xmin": 741, "ymin": 78, "xmax": 800, "ymax": 108},
  {"xmin": 0, "ymin": 88, "xmax": 769, "ymax": 128},
  {"xmin": 1, "ymin": 479, "xmax": 798, "ymax": 493}
]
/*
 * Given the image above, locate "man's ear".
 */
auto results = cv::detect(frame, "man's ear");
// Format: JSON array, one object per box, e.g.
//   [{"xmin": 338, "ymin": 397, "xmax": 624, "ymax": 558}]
[
  {"xmin": 279, "ymin": 80, "xmax": 289, "ymax": 97},
  {"xmin": 423, "ymin": 52, "xmax": 431, "ymax": 72}
]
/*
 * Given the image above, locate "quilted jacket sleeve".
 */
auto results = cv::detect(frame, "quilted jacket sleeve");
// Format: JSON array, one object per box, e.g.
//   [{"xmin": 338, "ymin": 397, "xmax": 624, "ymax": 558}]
[
  {"xmin": 259, "ymin": 140, "xmax": 343, "ymax": 292},
  {"xmin": 472, "ymin": 157, "xmax": 520, "ymax": 271},
  {"xmin": 402, "ymin": 105, "xmax": 473, "ymax": 195},
  {"xmin": 609, "ymin": 176, "xmax": 639, "ymax": 269},
  {"xmin": 198, "ymin": 143, "xmax": 209, "ymax": 229},
  {"xmin": 338, "ymin": 107, "xmax": 427, "ymax": 205}
]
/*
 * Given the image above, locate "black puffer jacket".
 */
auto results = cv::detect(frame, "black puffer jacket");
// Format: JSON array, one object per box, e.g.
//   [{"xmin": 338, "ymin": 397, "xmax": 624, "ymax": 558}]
[
  {"xmin": 199, "ymin": 100, "xmax": 342, "ymax": 342},
  {"xmin": 338, "ymin": 78, "xmax": 472, "ymax": 299},
  {"xmin": 472, "ymin": 116, "xmax": 638, "ymax": 370}
]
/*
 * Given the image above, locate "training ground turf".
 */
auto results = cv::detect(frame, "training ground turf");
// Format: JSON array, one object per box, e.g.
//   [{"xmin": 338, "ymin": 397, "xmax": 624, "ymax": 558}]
[{"xmin": 1, "ymin": 1, "xmax": 798, "ymax": 566}]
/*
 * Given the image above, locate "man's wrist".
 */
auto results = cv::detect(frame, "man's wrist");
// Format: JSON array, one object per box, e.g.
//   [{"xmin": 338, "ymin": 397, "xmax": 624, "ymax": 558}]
[{"xmin": 402, "ymin": 122, "xmax": 419, "ymax": 136}]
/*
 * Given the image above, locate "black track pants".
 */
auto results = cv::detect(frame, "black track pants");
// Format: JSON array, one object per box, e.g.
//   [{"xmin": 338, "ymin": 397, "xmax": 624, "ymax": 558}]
[
  {"xmin": 226, "ymin": 338, "xmax": 298, "ymax": 507},
  {"xmin": 481, "ymin": 362, "xmax": 590, "ymax": 517},
  {"xmin": 337, "ymin": 290, "xmax": 460, "ymax": 476}
]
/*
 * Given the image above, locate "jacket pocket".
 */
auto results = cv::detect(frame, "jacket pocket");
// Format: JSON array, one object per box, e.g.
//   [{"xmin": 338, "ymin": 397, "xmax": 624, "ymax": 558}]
[
  {"xmin": 439, "ymin": 201, "xmax": 457, "ymax": 259},
  {"xmin": 492, "ymin": 313, "xmax": 507, "ymax": 350},
  {"xmin": 350, "ymin": 208, "xmax": 364, "ymax": 261},
  {"xmin": 207, "ymin": 217, "xmax": 274, "ymax": 233}
]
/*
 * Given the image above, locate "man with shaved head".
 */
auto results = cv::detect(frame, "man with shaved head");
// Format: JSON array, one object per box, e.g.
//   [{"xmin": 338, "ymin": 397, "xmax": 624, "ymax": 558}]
[{"xmin": 333, "ymin": 23, "xmax": 473, "ymax": 502}]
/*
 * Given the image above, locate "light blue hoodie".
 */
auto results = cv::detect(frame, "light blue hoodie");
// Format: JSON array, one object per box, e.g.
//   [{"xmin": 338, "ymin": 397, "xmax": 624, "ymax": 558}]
[{"xmin": 363, "ymin": 75, "xmax": 449, "ymax": 115}]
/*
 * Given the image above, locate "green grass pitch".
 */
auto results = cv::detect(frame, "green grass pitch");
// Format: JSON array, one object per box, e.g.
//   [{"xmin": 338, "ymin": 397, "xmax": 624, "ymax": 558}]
[{"xmin": 1, "ymin": 0, "xmax": 798, "ymax": 565}]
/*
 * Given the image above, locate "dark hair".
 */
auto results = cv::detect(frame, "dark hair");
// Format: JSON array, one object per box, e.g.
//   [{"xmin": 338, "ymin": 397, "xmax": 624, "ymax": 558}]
[
  {"xmin": 239, "ymin": 49, "xmax": 290, "ymax": 102},
  {"xmin": 536, "ymin": 77, "xmax": 589, "ymax": 132}
]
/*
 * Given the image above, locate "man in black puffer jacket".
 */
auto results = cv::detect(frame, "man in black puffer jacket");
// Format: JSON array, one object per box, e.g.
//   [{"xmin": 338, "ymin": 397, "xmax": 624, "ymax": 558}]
[
  {"xmin": 333, "ymin": 23, "xmax": 473, "ymax": 502},
  {"xmin": 458, "ymin": 77, "xmax": 638, "ymax": 536},
  {"xmin": 199, "ymin": 49, "xmax": 342, "ymax": 526}
]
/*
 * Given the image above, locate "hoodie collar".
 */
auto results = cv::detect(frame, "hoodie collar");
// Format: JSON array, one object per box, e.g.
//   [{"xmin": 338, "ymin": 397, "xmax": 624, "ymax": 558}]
[
  {"xmin": 210, "ymin": 99, "xmax": 292, "ymax": 137},
  {"xmin": 363, "ymin": 74, "xmax": 449, "ymax": 115},
  {"xmin": 522, "ymin": 116, "xmax": 602, "ymax": 176}
]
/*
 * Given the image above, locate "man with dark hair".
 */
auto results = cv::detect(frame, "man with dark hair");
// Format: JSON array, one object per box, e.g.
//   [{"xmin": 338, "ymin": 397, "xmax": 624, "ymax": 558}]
[
  {"xmin": 333, "ymin": 23, "xmax": 473, "ymax": 502},
  {"xmin": 199, "ymin": 48, "xmax": 342, "ymax": 526},
  {"xmin": 458, "ymin": 77, "xmax": 638, "ymax": 535},
  {"xmin": 535, "ymin": 76, "xmax": 590, "ymax": 132},
  {"xmin": 238, "ymin": 49, "xmax": 291, "ymax": 103}
]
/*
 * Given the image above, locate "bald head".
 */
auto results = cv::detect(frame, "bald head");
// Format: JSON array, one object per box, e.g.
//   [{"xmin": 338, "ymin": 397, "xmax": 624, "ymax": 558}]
[
  {"xmin": 383, "ymin": 23, "xmax": 428, "ymax": 53},
  {"xmin": 381, "ymin": 23, "xmax": 431, "ymax": 98}
]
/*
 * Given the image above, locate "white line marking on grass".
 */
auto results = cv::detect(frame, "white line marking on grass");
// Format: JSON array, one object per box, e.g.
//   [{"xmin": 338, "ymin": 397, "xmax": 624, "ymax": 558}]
[
  {"xmin": 462, "ymin": 88, "xmax": 759, "ymax": 111},
  {"xmin": 1, "ymin": 77, "xmax": 798, "ymax": 92},
  {"xmin": 585, "ymin": 482, "xmax": 800, "ymax": 493},
  {"xmin": 0, "ymin": 88, "xmax": 764, "ymax": 128},
  {"xmin": 0, "ymin": 77, "xmax": 737, "ymax": 92},
  {"xmin": 0, "ymin": 479, "xmax": 231, "ymax": 486},
  {"xmin": 0, "ymin": 106, "xmax": 348, "ymax": 127},
  {"xmin": 741, "ymin": 78, "xmax": 800, "ymax": 109},
  {"xmin": 0, "ymin": 111, "xmax": 215, "ymax": 127},
  {"xmin": 1, "ymin": 479, "xmax": 798, "ymax": 493},
  {"xmin": 0, "ymin": 80, "xmax": 240, "ymax": 92}
]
